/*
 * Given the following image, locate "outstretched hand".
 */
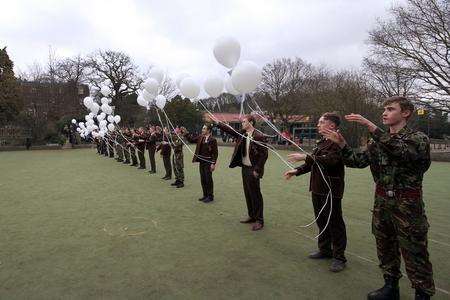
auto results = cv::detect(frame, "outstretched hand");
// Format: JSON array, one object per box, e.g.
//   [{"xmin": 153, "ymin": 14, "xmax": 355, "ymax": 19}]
[
  {"xmin": 321, "ymin": 129, "xmax": 347, "ymax": 148},
  {"xmin": 345, "ymin": 114, "xmax": 377, "ymax": 133},
  {"xmin": 287, "ymin": 153, "xmax": 307, "ymax": 163},
  {"xmin": 284, "ymin": 169, "xmax": 298, "ymax": 180}
]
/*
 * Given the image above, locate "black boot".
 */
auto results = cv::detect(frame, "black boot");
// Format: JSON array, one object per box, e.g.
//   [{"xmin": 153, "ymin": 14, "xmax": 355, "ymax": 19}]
[
  {"xmin": 367, "ymin": 276, "xmax": 399, "ymax": 300},
  {"xmin": 171, "ymin": 180, "xmax": 179, "ymax": 186},
  {"xmin": 415, "ymin": 289, "xmax": 431, "ymax": 300}
]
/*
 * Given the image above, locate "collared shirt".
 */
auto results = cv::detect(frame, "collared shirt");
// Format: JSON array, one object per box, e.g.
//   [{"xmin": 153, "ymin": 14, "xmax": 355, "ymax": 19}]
[{"xmin": 242, "ymin": 130, "xmax": 253, "ymax": 166}]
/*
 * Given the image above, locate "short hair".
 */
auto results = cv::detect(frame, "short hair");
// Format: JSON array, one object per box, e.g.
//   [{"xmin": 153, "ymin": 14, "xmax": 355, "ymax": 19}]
[
  {"xmin": 383, "ymin": 96, "xmax": 415, "ymax": 118},
  {"xmin": 243, "ymin": 115, "xmax": 256, "ymax": 126},
  {"xmin": 204, "ymin": 123, "xmax": 213, "ymax": 132},
  {"xmin": 322, "ymin": 112, "xmax": 341, "ymax": 127}
]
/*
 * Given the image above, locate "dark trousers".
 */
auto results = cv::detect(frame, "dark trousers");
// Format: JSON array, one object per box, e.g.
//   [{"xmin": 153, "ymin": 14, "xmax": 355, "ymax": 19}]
[
  {"xmin": 138, "ymin": 147, "xmax": 146, "ymax": 168},
  {"xmin": 162, "ymin": 154, "xmax": 172, "ymax": 178},
  {"xmin": 148, "ymin": 146, "xmax": 156, "ymax": 171},
  {"xmin": 312, "ymin": 193, "xmax": 347, "ymax": 262},
  {"xmin": 199, "ymin": 162, "xmax": 214, "ymax": 198},
  {"xmin": 108, "ymin": 144, "xmax": 114, "ymax": 158},
  {"xmin": 123, "ymin": 146, "xmax": 130, "ymax": 163},
  {"xmin": 242, "ymin": 166, "xmax": 264, "ymax": 224},
  {"xmin": 130, "ymin": 148, "xmax": 138, "ymax": 165}
]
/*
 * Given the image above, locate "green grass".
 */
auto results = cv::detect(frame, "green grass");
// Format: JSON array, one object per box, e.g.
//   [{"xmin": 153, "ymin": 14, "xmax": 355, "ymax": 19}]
[{"xmin": 0, "ymin": 147, "xmax": 449, "ymax": 299}]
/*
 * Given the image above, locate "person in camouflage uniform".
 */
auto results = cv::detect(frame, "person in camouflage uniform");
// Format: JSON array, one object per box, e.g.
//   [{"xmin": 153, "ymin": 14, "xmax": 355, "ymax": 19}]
[
  {"xmin": 126, "ymin": 128, "xmax": 138, "ymax": 166},
  {"xmin": 322, "ymin": 96, "xmax": 434, "ymax": 300},
  {"xmin": 114, "ymin": 130, "xmax": 124, "ymax": 162},
  {"xmin": 170, "ymin": 127, "xmax": 186, "ymax": 188},
  {"xmin": 107, "ymin": 134, "xmax": 115, "ymax": 158},
  {"xmin": 135, "ymin": 127, "xmax": 147, "ymax": 169}
]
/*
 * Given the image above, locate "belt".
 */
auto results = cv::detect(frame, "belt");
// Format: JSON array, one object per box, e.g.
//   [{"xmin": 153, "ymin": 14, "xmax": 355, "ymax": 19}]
[{"xmin": 375, "ymin": 185, "xmax": 422, "ymax": 198}]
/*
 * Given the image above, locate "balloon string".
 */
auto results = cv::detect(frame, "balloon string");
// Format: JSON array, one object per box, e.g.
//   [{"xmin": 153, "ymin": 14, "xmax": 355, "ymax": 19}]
[
  {"xmin": 197, "ymin": 99, "xmax": 295, "ymax": 169},
  {"xmin": 160, "ymin": 107, "xmax": 216, "ymax": 164},
  {"xmin": 246, "ymin": 99, "xmax": 333, "ymax": 238}
]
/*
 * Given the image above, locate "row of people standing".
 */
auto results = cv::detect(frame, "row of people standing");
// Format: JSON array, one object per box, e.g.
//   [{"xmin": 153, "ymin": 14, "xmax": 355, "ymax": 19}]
[{"xmin": 94, "ymin": 124, "xmax": 219, "ymax": 203}]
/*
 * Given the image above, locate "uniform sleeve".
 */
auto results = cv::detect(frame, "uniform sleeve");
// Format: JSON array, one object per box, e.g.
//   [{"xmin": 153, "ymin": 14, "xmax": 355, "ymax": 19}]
[
  {"xmin": 341, "ymin": 144, "xmax": 371, "ymax": 169},
  {"xmin": 371, "ymin": 128, "xmax": 430, "ymax": 165},
  {"xmin": 253, "ymin": 136, "xmax": 268, "ymax": 175},
  {"xmin": 211, "ymin": 139, "xmax": 218, "ymax": 163},
  {"xmin": 217, "ymin": 123, "xmax": 240, "ymax": 138},
  {"xmin": 295, "ymin": 163, "xmax": 312, "ymax": 176},
  {"xmin": 305, "ymin": 145, "xmax": 342, "ymax": 167}
]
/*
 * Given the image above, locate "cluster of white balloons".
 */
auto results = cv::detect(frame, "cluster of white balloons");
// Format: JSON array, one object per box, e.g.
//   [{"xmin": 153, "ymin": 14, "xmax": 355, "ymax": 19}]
[
  {"xmin": 137, "ymin": 67, "xmax": 168, "ymax": 110},
  {"xmin": 74, "ymin": 85, "xmax": 122, "ymax": 139},
  {"xmin": 175, "ymin": 36, "xmax": 262, "ymax": 102}
]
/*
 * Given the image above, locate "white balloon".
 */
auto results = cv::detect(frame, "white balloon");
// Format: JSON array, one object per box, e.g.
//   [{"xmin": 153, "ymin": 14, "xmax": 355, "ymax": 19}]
[
  {"xmin": 114, "ymin": 115, "xmax": 121, "ymax": 124},
  {"xmin": 204, "ymin": 74, "xmax": 224, "ymax": 98},
  {"xmin": 88, "ymin": 112, "xmax": 95, "ymax": 119},
  {"xmin": 99, "ymin": 120, "xmax": 107, "ymax": 127},
  {"xmin": 142, "ymin": 89, "xmax": 155, "ymax": 102},
  {"xmin": 137, "ymin": 95, "xmax": 148, "ymax": 107},
  {"xmin": 155, "ymin": 95, "xmax": 167, "ymax": 109},
  {"xmin": 107, "ymin": 123, "xmax": 115, "ymax": 132},
  {"xmin": 149, "ymin": 67, "xmax": 165, "ymax": 84},
  {"xmin": 99, "ymin": 130, "xmax": 106, "ymax": 138},
  {"xmin": 90, "ymin": 102, "xmax": 100, "ymax": 114},
  {"xmin": 101, "ymin": 97, "xmax": 109, "ymax": 105},
  {"xmin": 107, "ymin": 115, "xmax": 114, "ymax": 123},
  {"xmin": 143, "ymin": 78, "xmax": 159, "ymax": 95},
  {"xmin": 213, "ymin": 36, "xmax": 241, "ymax": 69},
  {"xmin": 79, "ymin": 122, "xmax": 85, "ymax": 128},
  {"xmin": 231, "ymin": 61, "xmax": 262, "ymax": 94},
  {"xmin": 176, "ymin": 72, "xmax": 190, "ymax": 88},
  {"xmin": 71, "ymin": 119, "xmax": 76, "ymax": 124},
  {"xmin": 83, "ymin": 97, "xmax": 93, "ymax": 108},
  {"xmin": 100, "ymin": 86, "xmax": 111, "ymax": 97},
  {"xmin": 85, "ymin": 115, "xmax": 91, "ymax": 122},
  {"xmin": 224, "ymin": 74, "xmax": 239, "ymax": 95},
  {"xmin": 180, "ymin": 77, "xmax": 200, "ymax": 99},
  {"xmin": 76, "ymin": 127, "xmax": 81, "ymax": 132}
]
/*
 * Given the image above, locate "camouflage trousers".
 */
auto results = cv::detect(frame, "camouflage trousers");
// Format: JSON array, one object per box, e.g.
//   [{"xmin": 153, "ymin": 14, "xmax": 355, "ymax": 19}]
[
  {"xmin": 115, "ymin": 144, "xmax": 123, "ymax": 161},
  {"xmin": 129, "ymin": 147, "xmax": 138, "ymax": 165},
  {"xmin": 137, "ymin": 147, "xmax": 146, "ymax": 168},
  {"xmin": 373, "ymin": 187, "xmax": 434, "ymax": 295},
  {"xmin": 172, "ymin": 151, "xmax": 184, "ymax": 182}
]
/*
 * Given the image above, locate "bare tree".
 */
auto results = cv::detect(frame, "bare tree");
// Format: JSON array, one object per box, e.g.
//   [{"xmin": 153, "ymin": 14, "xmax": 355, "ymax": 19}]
[
  {"xmin": 257, "ymin": 57, "xmax": 313, "ymax": 126},
  {"xmin": 86, "ymin": 50, "xmax": 142, "ymax": 104},
  {"xmin": 363, "ymin": 55, "xmax": 418, "ymax": 101},
  {"xmin": 55, "ymin": 55, "xmax": 87, "ymax": 85},
  {"xmin": 368, "ymin": 0, "xmax": 450, "ymax": 111}
]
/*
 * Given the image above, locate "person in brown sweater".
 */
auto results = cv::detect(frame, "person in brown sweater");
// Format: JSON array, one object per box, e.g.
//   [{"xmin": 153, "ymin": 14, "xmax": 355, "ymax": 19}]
[
  {"xmin": 187, "ymin": 124, "xmax": 219, "ymax": 203},
  {"xmin": 215, "ymin": 115, "xmax": 268, "ymax": 231},
  {"xmin": 156, "ymin": 127, "xmax": 172, "ymax": 180},
  {"xmin": 284, "ymin": 112, "xmax": 347, "ymax": 272}
]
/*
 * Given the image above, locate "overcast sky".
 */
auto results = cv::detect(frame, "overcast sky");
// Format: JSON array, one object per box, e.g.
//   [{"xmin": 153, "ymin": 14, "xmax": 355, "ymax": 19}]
[{"xmin": 1, "ymin": 0, "xmax": 402, "ymax": 81}]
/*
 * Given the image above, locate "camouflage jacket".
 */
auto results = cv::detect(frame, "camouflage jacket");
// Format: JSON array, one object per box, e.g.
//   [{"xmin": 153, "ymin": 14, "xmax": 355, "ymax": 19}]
[
  {"xmin": 170, "ymin": 133, "xmax": 184, "ymax": 154},
  {"xmin": 341, "ymin": 126, "xmax": 430, "ymax": 190}
]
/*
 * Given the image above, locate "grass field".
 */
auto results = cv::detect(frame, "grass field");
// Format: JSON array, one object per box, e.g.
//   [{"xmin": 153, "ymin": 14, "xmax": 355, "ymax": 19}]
[{"xmin": 0, "ymin": 147, "xmax": 449, "ymax": 299}]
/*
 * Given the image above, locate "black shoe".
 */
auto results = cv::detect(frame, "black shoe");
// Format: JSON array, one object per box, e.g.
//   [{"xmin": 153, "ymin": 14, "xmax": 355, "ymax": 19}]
[
  {"xmin": 176, "ymin": 182, "xmax": 184, "ymax": 188},
  {"xmin": 123, "ymin": 161, "xmax": 130, "ymax": 164},
  {"xmin": 202, "ymin": 196, "xmax": 213, "ymax": 203},
  {"xmin": 308, "ymin": 251, "xmax": 333, "ymax": 259},
  {"xmin": 329, "ymin": 259, "xmax": 346, "ymax": 272},
  {"xmin": 117, "ymin": 159, "xmax": 123, "ymax": 162},
  {"xmin": 367, "ymin": 276, "xmax": 399, "ymax": 300},
  {"xmin": 171, "ymin": 180, "xmax": 179, "ymax": 186},
  {"xmin": 415, "ymin": 289, "xmax": 431, "ymax": 300},
  {"xmin": 198, "ymin": 196, "xmax": 207, "ymax": 201},
  {"xmin": 138, "ymin": 166, "xmax": 145, "ymax": 169}
]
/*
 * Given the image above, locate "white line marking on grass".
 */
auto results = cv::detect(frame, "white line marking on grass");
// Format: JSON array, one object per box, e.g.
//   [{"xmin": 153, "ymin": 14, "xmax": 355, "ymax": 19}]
[{"xmin": 294, "ymin": 230, "xmax": 450, "ymax": 296}]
